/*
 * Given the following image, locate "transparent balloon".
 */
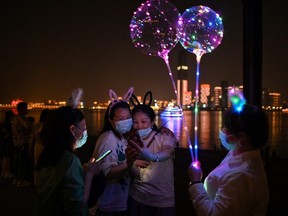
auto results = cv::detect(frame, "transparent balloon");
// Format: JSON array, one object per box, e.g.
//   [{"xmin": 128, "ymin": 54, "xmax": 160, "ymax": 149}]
[
  {"xmin": 130, "ymin": 0, "xmax": 180, "ymax": 57},
  {"xmin": 178, "ymin": 5, "xmax": 224, "ymax": 56}
]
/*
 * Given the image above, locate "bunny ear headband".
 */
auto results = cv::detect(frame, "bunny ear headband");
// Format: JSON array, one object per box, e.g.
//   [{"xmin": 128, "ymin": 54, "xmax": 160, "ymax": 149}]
[
  {"xmin": 67, "ymin": 88, "xmax": 83, "ymax": 108},
  {"xmin": 228, "ymin": 86, "xmax": 246, "ymax": 113},
  {"xmin": 130, "ymin": 90, "xmax": 153, "ymax": 107},
  {"xmin": 108, "ymin": 87, "xmax": 134, "ymax": 113}
]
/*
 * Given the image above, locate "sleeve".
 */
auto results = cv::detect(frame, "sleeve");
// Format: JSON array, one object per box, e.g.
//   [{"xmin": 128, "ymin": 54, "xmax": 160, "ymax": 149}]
[
  {"xmin": 162, "ymin": 133, "xmax": 177, "ymax": 148},
  {"xmin": 87, "ymin": 171, "xmax": 107, "ymax": 208},
  {"xmin": 188, "ymin": 172, "xmax": 255, "ymax": 216},
  {"xmin": 93, "ymin": 132, "xmax": 118, "ymax": 176},
  {"xmin": 60, "ymin": 155, "xmax": 86, "ymax": 215}
]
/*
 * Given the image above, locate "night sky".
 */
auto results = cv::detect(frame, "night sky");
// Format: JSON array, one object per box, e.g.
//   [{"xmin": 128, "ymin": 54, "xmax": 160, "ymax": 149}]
[{"xmin": 1, "ymin": 0, "xmax": 287, "ymax": 106}]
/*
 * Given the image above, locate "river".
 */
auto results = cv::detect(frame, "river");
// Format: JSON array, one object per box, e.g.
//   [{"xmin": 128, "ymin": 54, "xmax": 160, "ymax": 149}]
[{"xmin": 1, "ymin": 109, "xmax": 287, "ymax": 158}]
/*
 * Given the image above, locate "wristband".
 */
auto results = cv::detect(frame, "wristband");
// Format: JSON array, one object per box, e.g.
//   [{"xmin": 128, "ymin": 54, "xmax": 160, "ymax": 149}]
[{"xmin": 188, "ymin": 181, "xmax": 202, "ymax": 188}]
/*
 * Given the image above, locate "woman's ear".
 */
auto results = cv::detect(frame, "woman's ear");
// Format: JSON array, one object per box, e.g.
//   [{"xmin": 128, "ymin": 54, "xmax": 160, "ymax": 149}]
[
  {"xmin": 109, "ymin": 118, "xmax": 115, "ymax": 128},
  {"xmin": 70, "ymin": 125, "xmax": 76, "ymax": 135}
]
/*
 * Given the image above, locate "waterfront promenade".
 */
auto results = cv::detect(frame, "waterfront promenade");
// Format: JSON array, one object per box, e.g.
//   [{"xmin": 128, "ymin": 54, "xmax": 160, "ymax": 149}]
[{"xmin": 1, "ymin": 138, "xmax": 287, "ymax": 215}]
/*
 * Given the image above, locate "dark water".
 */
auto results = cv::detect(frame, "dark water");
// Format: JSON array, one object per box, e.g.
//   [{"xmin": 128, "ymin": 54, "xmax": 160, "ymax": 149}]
[{"xmin": 1, "ymin": 109, "xmax": 287, "ymax": 158}]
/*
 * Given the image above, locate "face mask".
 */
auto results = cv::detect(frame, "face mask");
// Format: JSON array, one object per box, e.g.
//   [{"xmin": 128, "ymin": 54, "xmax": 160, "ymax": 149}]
[
  {"xmin": 219, "ymin": 130, "xmax": 236, "ymax": 151},
  {"xmin": 115, "ymin": 118, "xmax": 132, "ymax": 134},
  {"xmin": 137, "ymin": 127, "xmax": 152, "ymax": 138},
  {"xmin": 75, "ymin": 130, "xmax": 88, "ymax": 148}
]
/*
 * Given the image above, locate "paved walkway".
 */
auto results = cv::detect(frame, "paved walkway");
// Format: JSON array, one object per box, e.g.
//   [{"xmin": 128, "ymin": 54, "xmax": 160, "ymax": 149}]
[{"xmin": 0, "ymin": 147, "xmax": 287, "ymax": 216}]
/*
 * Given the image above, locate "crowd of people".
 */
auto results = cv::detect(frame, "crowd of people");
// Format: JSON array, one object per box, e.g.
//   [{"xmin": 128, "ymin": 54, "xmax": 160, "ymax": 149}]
[{"xmin": 0, "ymin": 87, "xmax": 270, "ymax": 216}]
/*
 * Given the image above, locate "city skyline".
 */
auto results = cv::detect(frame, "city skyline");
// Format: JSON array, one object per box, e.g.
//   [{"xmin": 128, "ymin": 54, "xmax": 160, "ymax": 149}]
[
  {"xmin": 1, "ymin": 0, "xmax": 287, "ymax": 105},
  {"xmin": 0, "ymin": 81, "xmax": 284, "ymax": 109}
]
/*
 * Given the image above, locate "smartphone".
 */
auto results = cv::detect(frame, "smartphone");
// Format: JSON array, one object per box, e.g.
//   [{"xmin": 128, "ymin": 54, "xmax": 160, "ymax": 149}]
[{"xmin": 95, "ymin": 149, "xmax": 112, "ymax": 162}]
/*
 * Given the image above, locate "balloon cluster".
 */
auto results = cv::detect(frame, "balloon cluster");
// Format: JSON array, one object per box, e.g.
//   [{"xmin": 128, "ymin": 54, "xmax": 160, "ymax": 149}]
[
  {"xmin": 130, "ymin": 0, "xmax": 224, "ymax": 163},
  {"xmin": 130, "ymin": 1, "xmax": 224, "ymax": 58}
]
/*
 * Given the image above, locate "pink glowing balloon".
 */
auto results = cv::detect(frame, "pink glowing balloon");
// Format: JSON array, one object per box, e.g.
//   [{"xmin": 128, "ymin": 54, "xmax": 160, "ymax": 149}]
[
  {"xmin": 178, "ymin": 5, "xmax": 224, "ymax": 56},
  {"xmin": 130, "ymin": 0, "xmax": 180, "ymax": 57}
]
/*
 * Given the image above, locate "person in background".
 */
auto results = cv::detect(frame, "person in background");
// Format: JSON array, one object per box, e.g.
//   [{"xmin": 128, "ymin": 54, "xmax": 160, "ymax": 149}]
[
  {"xmin": 34, "ymin": 106, "xmax": 102, "ymax": 216},
  {"xmin": 187, "ymin": 103, "xmax": 269, "ymax": 216},
  {"xmin": 92, "ymin": 87, "xmax": 133, "ymax": 216},
  {"xmin": 0, "ymin": 110, "xmax": 15, "ymax": 178},
  {"xmin": 125, "ymin": 91, "xmax": 177, "ymax": 216},
  {"xmin": 11, "ymin": 102, "xmax": 33, "ymax": 187},
  {"xmin": 29, "ymin": 108, "xmax": 50, "ymax": 188}
]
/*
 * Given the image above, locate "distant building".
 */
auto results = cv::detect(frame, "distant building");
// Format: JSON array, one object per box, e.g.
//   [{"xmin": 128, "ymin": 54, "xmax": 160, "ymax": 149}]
[
  {"xmin": 200, "ymin": 84, "xmax": 210, "ymax": 106},
  {"xmin": 177, "ymin": 51, "xmax": 189, "ymax": 106},
  {"xmin": 269, "ymin": 92, "xmax": 281, "ymax": 108},
  {"xmin": 262, "ymin": 88, "xmax": 270, "ymax": 107},
  {"xmin": 214, "ymin": 86, "xmax": 222, "ymax": 107},
  {"xmin": 221, "ymin": 80, "xmax": 228, "ymax": 108}
]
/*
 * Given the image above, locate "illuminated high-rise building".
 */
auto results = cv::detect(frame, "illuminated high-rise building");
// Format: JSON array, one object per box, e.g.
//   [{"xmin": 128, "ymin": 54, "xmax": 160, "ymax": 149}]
[
  {"xmin": 214, "ymin": 86, "xmax": 222, "ymax": 107},
  {"xmin": 269, "ymin": 92, "xmax": 281, "ymax": 108},
  {"xmin": 200, "ymin": 84, "xmax": 210, "ymax": 106},
  {"xmin": 177, "ymin": 51, "xmax": 189, "ymax": 106}
]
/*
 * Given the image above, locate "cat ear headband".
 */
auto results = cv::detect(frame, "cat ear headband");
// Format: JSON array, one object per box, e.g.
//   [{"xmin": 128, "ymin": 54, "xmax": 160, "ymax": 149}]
[
  {"xmin": 228, "ymin": 87, "xmax": 246, "ymax": 113},
  {"xmin": 108, "ymin": 87, "xmax": 134, "ymax": 113},
  {"xmin": 67, "ymin": 88, "xmax": 83, "ymax": 108},
  {"xmin": 130, "ymin": 90, "xmax": 152, "ymax": 107}
]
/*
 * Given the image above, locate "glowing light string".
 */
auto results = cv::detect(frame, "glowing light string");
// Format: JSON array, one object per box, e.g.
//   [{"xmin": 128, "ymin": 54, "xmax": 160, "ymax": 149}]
[{"xmin": 159, "ymin": 52, "xmax": 195, "ymax": 162}]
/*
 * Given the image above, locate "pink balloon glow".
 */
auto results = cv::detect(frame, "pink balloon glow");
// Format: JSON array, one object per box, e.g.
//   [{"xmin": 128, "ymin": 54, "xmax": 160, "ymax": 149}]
[
  {"xmin": 130, "ymin": 0, "xmax": 180, "ymax": 57},
  {"xmin": 178, "ymin": 5, "xmax": 224, "ymax": 56}
]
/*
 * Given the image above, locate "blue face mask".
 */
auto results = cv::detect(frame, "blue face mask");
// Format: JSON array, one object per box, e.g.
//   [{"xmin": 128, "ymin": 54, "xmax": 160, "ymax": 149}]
[
  {"xmin": 137, "ymin": 127, "xmax": 152, "ymax": 138},
  {"xmin": 219, "ymin": 130, "xmax": 236, "ymax": 151},
  {"xmin": 75, "ymin": 130, "xmax": 88, "ymax": 148},
  {"xmin": 115, "ymin": 118, "xmax": 133, "ymax": 134}
]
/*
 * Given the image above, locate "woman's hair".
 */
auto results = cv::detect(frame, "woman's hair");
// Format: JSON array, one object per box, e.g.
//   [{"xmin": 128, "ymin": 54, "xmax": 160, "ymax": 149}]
[
  {"xmin": 100, "ymin": 101, "xmax": 131, "ymax": 133},
  {"xmin": 131, "ymin": 104, "xmax": 158, "ymax": 131},
  {"xmin": 223, "ymin": 104, "xmax": 269, "ymax": 149},
  {"xmin": 39, "ymin": 108, "xmax": 50, "ymax": 123},
  {"xmin": 37, "ymin": 106, "xmax": 84, "ymax": 169}
]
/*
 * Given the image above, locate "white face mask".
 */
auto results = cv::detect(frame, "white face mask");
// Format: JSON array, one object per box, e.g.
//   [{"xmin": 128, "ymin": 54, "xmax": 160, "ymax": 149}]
[
  {"xmin": 219, "ymin": 130, "xmax": 236, "ymax": 151},
  {"xmin": 75, "ymin": 130, "xmax": 88, "ymax": 148},
  {"xmin": 115, "ymin": 118, "xmax": 132, "ymax": 134},
  {"xmin": 137, "ymin": 127, "xmax": 152, "ymax": 138}
]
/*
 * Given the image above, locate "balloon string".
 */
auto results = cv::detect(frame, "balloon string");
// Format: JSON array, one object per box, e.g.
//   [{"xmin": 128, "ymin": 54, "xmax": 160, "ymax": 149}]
[
  {"xmin": 159, "ymin": 52, "xmax": 195, "ymax": 163},
  {"xmin": 194, "ymin": 54, "xmax": 203, "ymax": 162}
]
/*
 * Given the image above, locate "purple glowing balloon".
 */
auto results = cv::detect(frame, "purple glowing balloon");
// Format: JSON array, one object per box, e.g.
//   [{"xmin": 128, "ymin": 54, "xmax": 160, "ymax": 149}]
[
  {"xmin": 178, "ymin": 5, "xmax": 224, "ymax": 56},
  {"xmin": 130, "ymin": 0, "xmax": 180, "ymax": 57}
]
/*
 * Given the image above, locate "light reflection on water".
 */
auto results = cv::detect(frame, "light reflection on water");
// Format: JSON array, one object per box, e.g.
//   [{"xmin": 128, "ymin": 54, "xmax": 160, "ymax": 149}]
[
  {"xmin": 83, "ymin": 109, "xmax": 288, "ymax": 158},
  {"xmin": 1, "ymin": 109, "xmax": 287, "ymax": 158}
]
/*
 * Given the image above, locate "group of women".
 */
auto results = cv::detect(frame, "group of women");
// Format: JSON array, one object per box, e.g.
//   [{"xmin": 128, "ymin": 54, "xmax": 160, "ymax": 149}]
[{"xmin": 33, "ymin": 87, "xmax": 270, "ymax": 216}]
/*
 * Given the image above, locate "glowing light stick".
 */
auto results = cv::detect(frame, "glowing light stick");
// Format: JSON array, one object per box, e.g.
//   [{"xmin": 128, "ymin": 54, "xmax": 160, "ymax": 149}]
[
  {"xmin": 178, "ymin": 5, "xmax": 224, "ymax": 162},
  {"xmin": 229, "ymin": 87, "xmax": 246, "ymax": 113},
  {"xmin": 130, "ymin": 0, "xmax": 195, "ymax": 162}
]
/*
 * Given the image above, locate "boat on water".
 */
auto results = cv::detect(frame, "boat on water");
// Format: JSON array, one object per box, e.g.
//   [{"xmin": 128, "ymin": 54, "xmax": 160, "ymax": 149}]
[{"xmin": 160, "ymin": 106, "xmax": 183, "ymax": 117}]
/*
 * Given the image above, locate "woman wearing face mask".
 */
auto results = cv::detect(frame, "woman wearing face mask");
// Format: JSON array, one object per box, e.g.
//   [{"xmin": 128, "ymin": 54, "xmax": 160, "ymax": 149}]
[
  {"xmin": 92, "ymin": 88, "xmax": 134, "ymax": 216},
  {"xmin": 187, "ymin": 103, "xmax": 269, "ymax": 216},
  {"xmin": 34, "ymin": 106, "xmax": 101, "ymax": 216},
  {"xmin": 125, "ymin": 98, "xmax": 177, "ymax": 216}
]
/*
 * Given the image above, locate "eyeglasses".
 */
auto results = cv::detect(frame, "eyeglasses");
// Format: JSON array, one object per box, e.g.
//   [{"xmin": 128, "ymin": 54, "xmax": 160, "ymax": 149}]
[{"xmin": 75, "ymin": 126, "xmax": 86, "ymax": 133}]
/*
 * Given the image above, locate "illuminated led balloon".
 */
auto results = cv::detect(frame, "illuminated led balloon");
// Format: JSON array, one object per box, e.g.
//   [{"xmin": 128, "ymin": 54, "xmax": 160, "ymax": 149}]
[
  {"xmin": 178, "ymin": 5, "xmax": 224, "ymax": 55},
  {"xmin": 130, "ymin": 0, "xmax": 180, "ymax": 57}
]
